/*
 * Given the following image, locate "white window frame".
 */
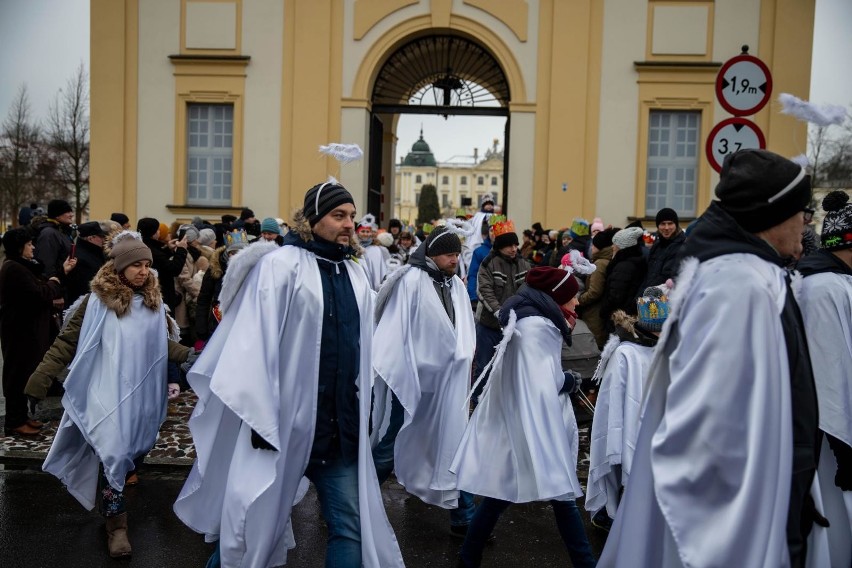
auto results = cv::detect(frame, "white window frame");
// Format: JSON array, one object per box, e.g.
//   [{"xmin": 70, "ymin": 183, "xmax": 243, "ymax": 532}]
[
  {"xmin": 187, "ymin": 103, "xmax": 234, "ymax": 206},
  {"xmin": 645, "ymin": 110, "xmax": 700, "ymax": 217}
]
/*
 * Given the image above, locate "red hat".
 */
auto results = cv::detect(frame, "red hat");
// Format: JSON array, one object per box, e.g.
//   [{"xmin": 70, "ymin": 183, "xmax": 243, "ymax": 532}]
[{"xmin": 525, "ymin": 266, "xmax": 579, "ymax": 305}]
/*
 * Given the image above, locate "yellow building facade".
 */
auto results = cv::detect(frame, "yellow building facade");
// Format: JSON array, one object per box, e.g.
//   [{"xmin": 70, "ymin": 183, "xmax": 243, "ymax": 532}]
[{"xmin": 90, "ymin": 0, "xmax": 815, "ymax": 231}]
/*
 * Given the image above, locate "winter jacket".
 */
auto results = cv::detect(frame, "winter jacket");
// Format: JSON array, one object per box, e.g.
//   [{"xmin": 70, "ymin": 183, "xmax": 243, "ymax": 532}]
[
  {"xmin": 195, "ymin": 246, "xmax": 227, "ymax": 341},
  {"xmin": 639, "ymin": 230, "xmax": 685, "ymax": 292},
  {"xmin": 467, "ymin": 238, "xmax": 492, "ymax": 302},
  {"xmin": 143, "ymin": 236, "xmax": 188, "ymax": 313},
  {"xmin": 600, "ymin": 244, "xmax": 647, "ymax": 325},
  {"xmin": 175, "ymin": 246, "xmax": 204, "ymax": 330},
  {"xmin": 476, "ymin": 250, "xmax": 531, "ymax": 330},
  {"xmin": 34, "ymin": 220, "xmax": 73, "ymax": 279},
  {"xmin": 577, "ymin": 246, "xmax": 613, "ymax": 348},
  {"xmin": 25, "ymin": 266, "xmax": 191, "ymax": 400},
  {"xmin": 64, "ymin": 237, "xmax": 106, "ymax": 306}
]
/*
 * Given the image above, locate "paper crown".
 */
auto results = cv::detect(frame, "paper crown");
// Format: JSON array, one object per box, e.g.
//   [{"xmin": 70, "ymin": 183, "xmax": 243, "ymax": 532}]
[
  {"xmin": 224, "ymin": 229, "xmax": 250, "ymax": 251},
  {"xmin": 570, "ymin": 218, "xmax": 590, "ymax": 238},
  {"xmin": 422, "ymin": 222, "xmax": 434, "ymax": 234},
  {"xmin": 637, "ymin": 284, "xmax": 671, "ymax": 332},
  {"xmin": 489, "ymin": 215, "xmax": 515, "ymax": 237}
]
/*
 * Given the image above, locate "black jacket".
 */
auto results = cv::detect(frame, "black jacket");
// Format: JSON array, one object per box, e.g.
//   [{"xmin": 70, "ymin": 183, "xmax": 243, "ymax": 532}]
[
  {"xmin": 143, "ymin": 236, "xmax": 187, "ymax": 313},
  {"xmin": 65, "ymin": 238, "xmax": 106, "ymax": 306},
  {"xmin": 34, "ymin": 220, "xmax": 73, "ymax": 279},
  {"xmin": 640, "ymin": 230, "xmax": 685, "ymax": 291},
  {"xmin": 600, "ymin": 244, "xmax": 647, "ymax": 322}
]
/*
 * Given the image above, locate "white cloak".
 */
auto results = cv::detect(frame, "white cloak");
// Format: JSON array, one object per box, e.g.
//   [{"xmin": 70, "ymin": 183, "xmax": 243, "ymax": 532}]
[
  {"xmin": 585, "ymin": 339, "xmax": 652, "ymax": 519},
  {"xmin": 361, "ymin": 244, "xmax": 389, "ymax": 291},
  {"xmin": 173, "ymin": 245, "xmax": 404, "ymax": 568},
  {"xmin": 44, "ymin": 295, "xmax": 169, "ymax": 510},
  {"xmin": 798, "ymin": 271, "xmax": 852, "ymax": 567},
  {"xmin": 450, "ymin": 313, "xmax": 583, "ymax": 503},
  {"xmin": 599, "ymin": 255, "xmax": 794, "ymax": 568},
  {"xmin": 372, "ymin": 266, "xmax": 475, "ymax": 508},
  {"xmin": 461, "ymin": 211, "xmax": 491, "ymax": 270}
]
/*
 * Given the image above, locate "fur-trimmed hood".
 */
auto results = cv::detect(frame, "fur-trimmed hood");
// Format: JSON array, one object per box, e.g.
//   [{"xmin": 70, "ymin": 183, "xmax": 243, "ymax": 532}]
[
  {"xmin": 208, "ymin": 245, "xmax": 227, "ymax": 280},
  {"xmin": 610, "ymin": 309, "xmax": 658, "ymax": 347},
  {"xmin": 90, "ymin": 260, "xmax": 162, "ymax": 317},
  {"xmin": 290, "ymin": 208, "xmax": 364, "ymax": 258}
]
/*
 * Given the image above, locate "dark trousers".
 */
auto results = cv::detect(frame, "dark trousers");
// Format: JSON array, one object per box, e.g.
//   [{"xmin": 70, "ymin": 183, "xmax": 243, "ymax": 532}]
[
  {"xmin": 471, "ymin": 323, "xmax": 503, "ymax": 405},
  {"xmin": 460, "ymin": 497, "xmax": 597, "ymax": 567}
]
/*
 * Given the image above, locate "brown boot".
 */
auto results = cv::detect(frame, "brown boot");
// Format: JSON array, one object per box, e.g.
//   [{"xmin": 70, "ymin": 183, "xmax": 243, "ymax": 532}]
[{"xmin": 105, "ymin": 513, "xmax": 132, "ymax": 557}]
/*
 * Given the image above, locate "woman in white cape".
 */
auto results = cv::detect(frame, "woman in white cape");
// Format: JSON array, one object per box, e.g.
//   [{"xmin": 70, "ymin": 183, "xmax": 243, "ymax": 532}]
[
  {"xmin": 24, "ymin": 231, "xmax": 193, "ymax": 558},
  {"xmin": 451, "ymin": 266, "xmax": 596, "ymax": 567}
]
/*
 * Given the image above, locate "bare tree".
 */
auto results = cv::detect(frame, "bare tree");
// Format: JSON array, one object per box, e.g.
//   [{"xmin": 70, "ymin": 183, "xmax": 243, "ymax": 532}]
[
  {"xmin": 809, "ymin": 102, "xmax": 852, "ymax": 188},
  {"xmin": 0, "ymin": 85, "xmax": 43, "ymax": 230},
  {"xmin": 48, "ymin": 63, "xmax": 90, "ymax": 224}
]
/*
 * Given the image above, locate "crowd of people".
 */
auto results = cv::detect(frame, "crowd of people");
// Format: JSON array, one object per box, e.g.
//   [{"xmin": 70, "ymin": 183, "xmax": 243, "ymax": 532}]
[{"xmin": 0, "ymin": 147, "xmax": 849, "ymax": 567}]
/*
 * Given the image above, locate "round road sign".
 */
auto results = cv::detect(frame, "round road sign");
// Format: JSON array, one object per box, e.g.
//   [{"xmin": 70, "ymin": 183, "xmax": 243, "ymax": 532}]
[
  {"xmin": 705, "ymin": 117, "xmax": 766, "ymax": 173},
  {"xmin": 715, "ymin": 54, "xmax": 772, "ymax": 116}
]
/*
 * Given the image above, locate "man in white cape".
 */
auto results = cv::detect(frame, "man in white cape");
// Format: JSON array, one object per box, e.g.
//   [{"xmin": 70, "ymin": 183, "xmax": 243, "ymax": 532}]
[
  {"xmin": 371, "ymin": 226, "xmax": 477, "ymax": 535},
  {"xmin": 173, "ymin": 180, "xmax": 403, "ymax": 568},
  {"xmin": 797, "ymin": 189, "xmax": 852, "ymax": 567},
  {"xmin": 599, "ymin": 149, "xmax": 822, "ymax": 568},
  {"xmin": 461, "ymin": 193, "xmax": 495, "ymax": 271},
  {"xmin": 356, "ymin": 213, "xmax": 389, "ymax": 291}
]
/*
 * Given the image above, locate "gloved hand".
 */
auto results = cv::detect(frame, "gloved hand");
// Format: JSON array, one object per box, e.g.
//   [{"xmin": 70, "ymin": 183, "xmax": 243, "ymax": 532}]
[
  {"xmin": 251, "ymin": 429, "xmax": 276, "ymax": 451},
  {"xmin": 560, "ymin": 370, "xmax": 582, "ymax": 395},
  {"xmin": 180, "ymin": 349, "xmax": 200, "ymax": 375},
  {"xmin": 27, "ymin": 395, "xmax": 39, "ymax": 415},
  {"xmin": 167, "ymin": 383, "xmax": 181, "ymax": 400}
]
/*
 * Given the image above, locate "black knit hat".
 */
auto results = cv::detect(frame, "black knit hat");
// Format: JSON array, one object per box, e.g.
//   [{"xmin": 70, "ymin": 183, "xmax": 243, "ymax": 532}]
[
  {"xmin": 493, "ymin": 231, "xmax": 519, "ymax": 250},
  {"xmin": 136, "ymin": 217, "xmax": 160, "ymax": 239},
  {"xmin": 655, "ymin": 207, "xmax": 679, "ymax": 226},
  {"xmin": 715, "ymin": 149, "xmax": 811, "ymax": 233},
  {"xmin": 239, "ymin": 208, "xmax": 255, "ymax": 220},
  {"xmin": 48, "ymin": 199, "xmax": 73, "ymax": 219},
  {"xmin": 425, "ymin": 227, "xmax": 462, "ymax": 256},
  {"xmin": 820, "ymin": 190, "xmax": 852, "ymax": 251},
  {"xmin": 592, "ymin": 227, "xmax": 618, "ymax": 250},
  {"xmin": 1, "ymin": 227, "xmax": 33, "ymax": 258},
  {"xmin": 110, "ymin": 212, "xmax": 130, "ymax": 226},
  {"xmin": 303, "ymin": 181, "xmax": 355, "ymax": 226}
]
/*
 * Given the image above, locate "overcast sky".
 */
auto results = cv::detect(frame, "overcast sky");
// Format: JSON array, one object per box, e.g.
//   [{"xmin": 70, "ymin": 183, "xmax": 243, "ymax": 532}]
[{"xmin": 1, "ymin": 0, "xmax": 849, "ymax": 162}]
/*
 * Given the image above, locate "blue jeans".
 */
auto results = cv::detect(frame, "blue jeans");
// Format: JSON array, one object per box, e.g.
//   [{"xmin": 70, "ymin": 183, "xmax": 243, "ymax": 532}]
[
  {"xmin": 471, "ymin": 323, "xmax": 503, "ymax": 405},
  {"xmin": 304, "ymin": 459, "xmax": 362, "ymax": 568},
  {"xmin": 460, "ymin": 497, "xmax": 597, "ymax": 567},
  {"xmin": 373, "ymin": 393, "xmax": 475, "ymax": 527}
]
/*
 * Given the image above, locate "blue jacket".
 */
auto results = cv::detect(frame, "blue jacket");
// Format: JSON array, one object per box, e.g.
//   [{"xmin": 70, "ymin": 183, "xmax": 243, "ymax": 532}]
[{"xmin": 466, "ymin": 238, "xmax": 492, "ymax": 301}]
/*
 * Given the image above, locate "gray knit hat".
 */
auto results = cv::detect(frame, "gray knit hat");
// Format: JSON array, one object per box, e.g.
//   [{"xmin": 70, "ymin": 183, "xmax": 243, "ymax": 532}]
[
  {"xmin": 613, "ymin": 227, "xmax": 644, "ymax": 249},
  {"xmin": 425, "ymin": 227, "xmax": 462, "ymax": 256},
  {"xmin": 109, "ymin": 232, "xmax": 153, "ymax": 273},
  {"xmin": 303, "ymin": 180, "xmax": 355, "ymax": 226}
]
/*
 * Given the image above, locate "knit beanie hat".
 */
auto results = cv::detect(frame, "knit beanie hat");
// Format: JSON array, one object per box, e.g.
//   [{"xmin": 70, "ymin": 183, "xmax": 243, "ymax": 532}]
[
  {"xmin": 715, "ymin": 149, "xmax": 811, "ymax": 233},
  {"xmin": 425, "ymin": 226, "xmax": 462, "ymax": 256},
  {"xmin": 590, "ymin": 217, "xmax": 604, "ymax": 234},
  {"xmin": 592, "ymin": 227, "xmax": 618, "ymax": 249},
  {"xmin": 260, "ymin": 217, "xmax": 281, "ymax": 234},
  {"xmin": 110, "ymin": 212, "xmax": 130, "ymax": 226},
  {"xmin": 158, "ymin": 222, "xmax": 170, "ymax": 242},
  {"xmin": 637, "ymin": 283, "xmax": 671, "ymax": 332},
  {"xmin": 48, "ymin": 199, "xmax": 73, "ymax": 219},
  {"xmin": 655, "ymin": 207, "xmax": 679, "ymax": 227},
  {"xmin": 109, "ymin": 231, "xmax": 153, "ymax": 273},
  {"xmin": 569, "ymin": 218, "xmax": 590, "ymax": 239},
  {"xmin": 613, "ymin": 227, "xmax": 644, "ymax": 249},
  {"xmin": 199, "ymin": 228, "xmax": 216, "ymax": 247},
  {"xmin": 137, "ymin": 217, "xmax": 160, "ymax": 239},
  {"xmin": 179, "ymin": 224, "xmax": 200, "ymax": 243},
  {"xmin": 820, "ymin": 190, "xmax": 852, "ymax": 251},
  {"xmin": 239, "ymin": 208, "xmax": 255, "ymax": 220},
  {"xmin": 525, "ymin": 266, "xmax": 580, "ymax": 305},
  {"xmin": 1, "ymin": 226, "xmax": 32, "ymax": 258},
  {"xmin": 303, "ymin": 181, "xmax": 355, "ymax": 226}
]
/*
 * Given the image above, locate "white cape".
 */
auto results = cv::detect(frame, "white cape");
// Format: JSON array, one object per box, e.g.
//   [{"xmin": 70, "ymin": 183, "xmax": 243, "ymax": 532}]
[
  {"xmin": 799, "ymin": 271, "xmax": 852, "ymax": 566},
  {"xmin": 585, "ymin": 339, "xmax": 652, "ymax": 518},
  {"xmin": 372, "ymin": 266, "xmax": 475, "ymax": 508},
  {"xmin": 450, "ymin": 313, "xmax": 583, "ymax": 503},
  {"xmin": 461, "ymin": 211, "xmax": 491, "ymax": 270},
  {"xmin": 44, "ymin": 295, "xmax": 169, "ymax": 510},
  {"xmin": 361, "ymin": 244, "xmax": 389, "ymax": 291},
  {"xmin": 599, "ymin": 255, "xmax": 793, "ymax": 568},
  {"xmin": 173, "ymin": 245, "xmax": 403, "ymax": 568}
]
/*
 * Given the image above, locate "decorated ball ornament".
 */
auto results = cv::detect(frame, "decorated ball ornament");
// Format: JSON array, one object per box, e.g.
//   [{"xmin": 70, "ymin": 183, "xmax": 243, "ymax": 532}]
[{"xmin": 820, "ymin": 190, "xmax": 852, "ymax": 251}]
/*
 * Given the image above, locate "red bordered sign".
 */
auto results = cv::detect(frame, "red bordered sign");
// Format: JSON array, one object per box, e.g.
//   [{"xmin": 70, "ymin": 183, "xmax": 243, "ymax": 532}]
[
  {"xmin": 715, "ymin": 54, "xmax": 773, "ymax": 116},
  {"xmin": 705, "ymin": 117, "xmax": 766, "ymax": 173}
]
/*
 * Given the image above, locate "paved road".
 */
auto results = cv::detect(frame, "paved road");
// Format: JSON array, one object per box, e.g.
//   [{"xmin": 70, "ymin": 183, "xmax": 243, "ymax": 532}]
[{"xmin": 0, "ymin": 464, "xmax": 608, "ymax": 567}]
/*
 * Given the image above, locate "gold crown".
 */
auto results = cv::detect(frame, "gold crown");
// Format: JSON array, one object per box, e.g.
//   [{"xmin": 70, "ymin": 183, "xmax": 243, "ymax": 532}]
[{"xmin": 490, "ymin": 217, "xmax": 515, "ymax": 237}]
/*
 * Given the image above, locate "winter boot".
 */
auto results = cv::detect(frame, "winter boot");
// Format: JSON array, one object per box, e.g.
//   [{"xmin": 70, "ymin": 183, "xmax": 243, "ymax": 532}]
[{"xmin": 105, "ymin": 512, "xmax": 132, "ymax": 557}]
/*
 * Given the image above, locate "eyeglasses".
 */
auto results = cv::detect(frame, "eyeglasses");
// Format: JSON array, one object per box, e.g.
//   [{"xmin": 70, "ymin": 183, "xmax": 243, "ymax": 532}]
[{"xmin": 803, "ymin": 207, "xmax": 815, "ymax": 223}]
